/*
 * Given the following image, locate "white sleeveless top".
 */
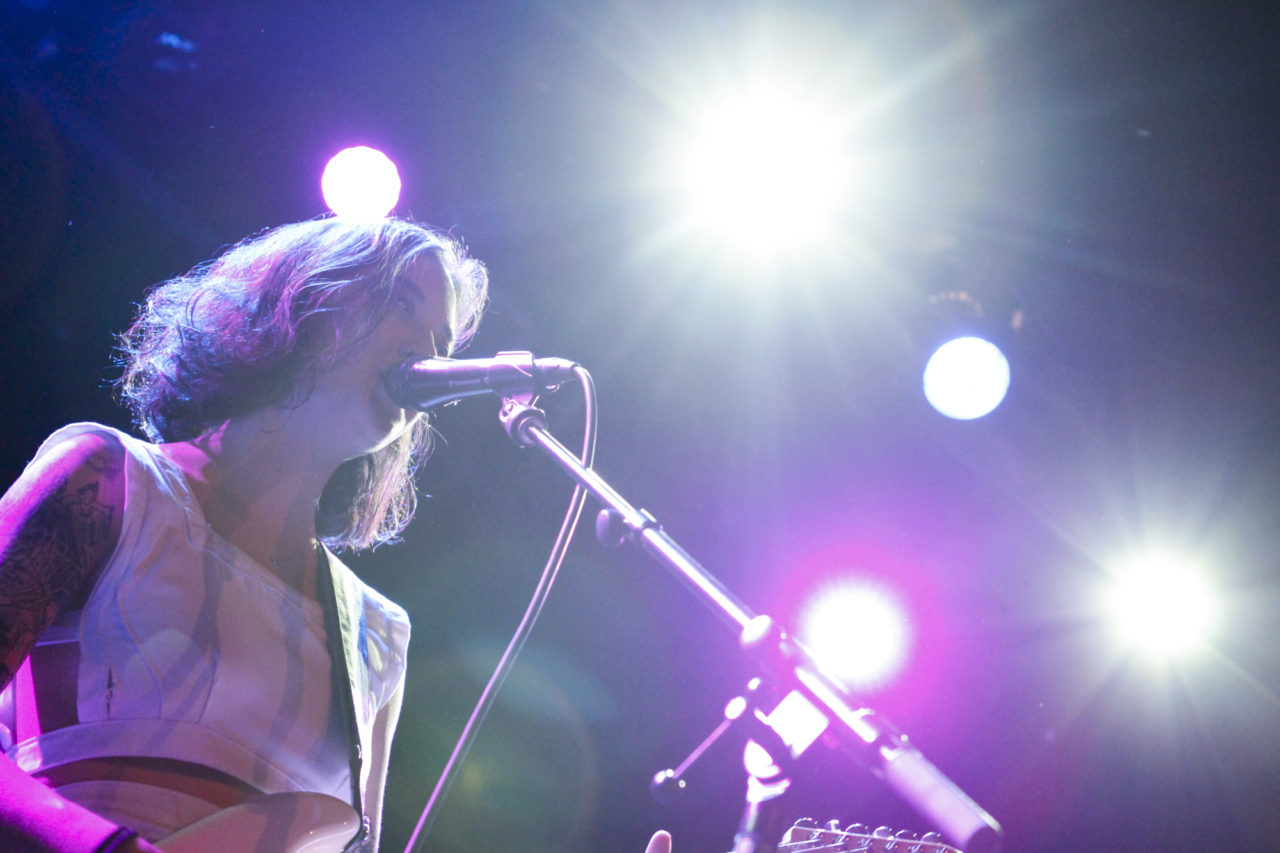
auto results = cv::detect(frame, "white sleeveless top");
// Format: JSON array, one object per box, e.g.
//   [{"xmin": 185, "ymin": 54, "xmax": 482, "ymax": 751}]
[{"xmin": 1, "ymin": 423, "xmax": 410, "ymax": 839}]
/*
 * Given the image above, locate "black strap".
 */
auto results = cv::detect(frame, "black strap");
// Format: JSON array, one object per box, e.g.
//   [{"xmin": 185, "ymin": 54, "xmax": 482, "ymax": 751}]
[
  {"xmin": 93, "ymin": 827, "xmax": 139, "ymax": 853},
  {"xmin": 316, "ymin": 546, "xmax": 368, "ymax": 851}
]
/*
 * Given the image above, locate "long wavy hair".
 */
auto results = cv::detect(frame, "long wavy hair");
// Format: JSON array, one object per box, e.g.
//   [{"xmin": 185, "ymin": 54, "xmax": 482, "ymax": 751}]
[{"xmin": 116, "ymin": 217, "xmax": 488, "ymax": 551}]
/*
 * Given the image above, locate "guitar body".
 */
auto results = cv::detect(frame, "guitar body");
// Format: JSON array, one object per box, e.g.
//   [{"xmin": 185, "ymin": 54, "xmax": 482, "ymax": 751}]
[{"xmin": 157, "ymin": 792, "xmax": 360, "ymax": 853}]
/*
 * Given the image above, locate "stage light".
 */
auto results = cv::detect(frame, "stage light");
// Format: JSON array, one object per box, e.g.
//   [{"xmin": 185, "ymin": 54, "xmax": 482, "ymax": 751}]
[
  {"xmin": 669, "ymin": 83, "xmax": 857, "ymax": 261},
  {"xmin": 922, "ymin": 335, "xmax": 1011, "ymax": 420},
  {"xmin": 1104, "ymin": 556, "xmax": 1217, "ymax": 658},
  {"xmin": 796, "ymin": 579, "xmax": 911, "ymax": 692},
  {"xmin": 321, "ymin": 146, "xmax": 401, "ymax": 220}
]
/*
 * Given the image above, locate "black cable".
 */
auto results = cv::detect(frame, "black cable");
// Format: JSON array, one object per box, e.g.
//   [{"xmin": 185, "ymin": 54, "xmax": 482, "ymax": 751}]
[{"xmin": 404, "ymin": 366, "xmax": 597, "ymax": 852}]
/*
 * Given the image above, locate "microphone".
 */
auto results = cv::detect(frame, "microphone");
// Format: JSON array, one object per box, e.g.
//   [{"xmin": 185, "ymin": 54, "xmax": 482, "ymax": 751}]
[{"xmin": 385, "ymin": 351, "xmax": 579, "ymax": 411}]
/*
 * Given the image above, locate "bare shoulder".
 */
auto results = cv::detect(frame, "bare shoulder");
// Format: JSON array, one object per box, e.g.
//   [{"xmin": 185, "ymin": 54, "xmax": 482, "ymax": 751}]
[
  {"xmin": 0, "ymin": 427, "xmax": 128, "ymax": 562},
  {"xmin": 25, "ymin": 428, "xmax": 125, "ymax": 484},
  {"xmin": 0, "ymin": 428, "xmax": 127, "ymax": 688}
]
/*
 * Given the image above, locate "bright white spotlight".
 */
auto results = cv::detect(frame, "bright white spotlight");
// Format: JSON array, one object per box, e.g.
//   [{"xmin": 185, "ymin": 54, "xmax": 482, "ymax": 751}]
[
  {"xmin": 797, "ymin": 579, "xmax": 911, "ymax": 692},
  {"xmin": 923, "ymin": 335, "xmax": 1011, "ymax": 420},
  {"xmin": 321, "ymin": 146, "xmax": 401, "ymax": 220},
  {"xmin": 1105, "ymin": 557, "xmax": 1216, "ymax": 658},
  {"xmin": 674, "ymin": 85, "xmax": 855, "ymax": 257}
]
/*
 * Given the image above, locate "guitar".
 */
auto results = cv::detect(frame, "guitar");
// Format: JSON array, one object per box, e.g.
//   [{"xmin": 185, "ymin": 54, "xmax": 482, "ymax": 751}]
[
  {"xmin": 778, "ymin": 818, "xmax": 961, "ymax": 852},
  {"xmin": 154, "ymin": 798, "xmax": 958, "ymax": 853},
  {"xmin": 156, "ymin": 792, "xmax": 360, "ymax": 853}
]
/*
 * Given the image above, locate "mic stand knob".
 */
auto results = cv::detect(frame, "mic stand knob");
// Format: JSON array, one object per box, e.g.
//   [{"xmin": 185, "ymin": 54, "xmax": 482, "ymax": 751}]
[
  {"xmin": 595, "ymin": 508, "xmax": 628, "ymax": 548},
  {"xmin": 498, "ymin": 397, "xmax": 548, "ymax": 447}
]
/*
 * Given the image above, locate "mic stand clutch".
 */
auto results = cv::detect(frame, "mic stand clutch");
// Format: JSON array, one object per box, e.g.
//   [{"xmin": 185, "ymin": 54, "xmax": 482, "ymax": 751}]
[
  {"xmin": 498, "ymin": 395, "xmax": 1003, "ymax": 853},
  {"xmin": 652, "ymin": 678, "xmax": 802, "ymax": 853}
]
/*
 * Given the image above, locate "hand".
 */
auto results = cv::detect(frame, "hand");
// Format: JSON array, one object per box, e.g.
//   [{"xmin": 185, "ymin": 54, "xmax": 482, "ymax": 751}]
[{"xmin": 645, "ymin": 830, "xmax": 672, "ymax": 853}]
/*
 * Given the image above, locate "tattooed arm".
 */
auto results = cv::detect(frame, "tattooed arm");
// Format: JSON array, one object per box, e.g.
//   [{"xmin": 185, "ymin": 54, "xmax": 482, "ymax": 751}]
[
  {"xmin": 0, "ymin": 431, "xmax": 125, "ymax": 691},
  {"xmin": 0, "ymin": 430, "xmax": 160, "ymax": 852}
]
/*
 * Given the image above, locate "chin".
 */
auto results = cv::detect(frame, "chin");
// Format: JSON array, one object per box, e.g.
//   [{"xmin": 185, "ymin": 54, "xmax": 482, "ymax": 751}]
[{"xmin": 369, "ymin": 410, "xmax": 421, "ymax": 454}]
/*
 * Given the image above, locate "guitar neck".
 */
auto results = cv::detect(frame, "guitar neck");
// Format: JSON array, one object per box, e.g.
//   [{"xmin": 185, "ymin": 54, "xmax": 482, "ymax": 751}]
[{"xmin": 778, "ymin": 818, "xmax": 961, "ymax": 852}]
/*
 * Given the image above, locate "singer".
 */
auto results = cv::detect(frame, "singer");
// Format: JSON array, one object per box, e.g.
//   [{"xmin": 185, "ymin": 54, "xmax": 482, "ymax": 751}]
[
  {"xmin": 0, "ymin": 217, "xmax": 497, "ymax": 852},
  {"xmin": 0, "ymin": 217, "xmax": 675, "ymax": 853}
]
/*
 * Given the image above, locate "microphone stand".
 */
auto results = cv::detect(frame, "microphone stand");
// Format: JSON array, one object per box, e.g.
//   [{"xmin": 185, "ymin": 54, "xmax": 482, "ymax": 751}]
[{"xmin": 498, "ymin": 395, "xmax": 1004, "ymax": 853}]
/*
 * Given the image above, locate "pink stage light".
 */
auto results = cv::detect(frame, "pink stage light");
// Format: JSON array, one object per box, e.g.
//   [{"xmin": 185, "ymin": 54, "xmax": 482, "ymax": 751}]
[
  {"xmin": 796, "ymin": 578, "xmax": 912, "ymax": 692},
  {"xmin": 321, "ymin": 145, "xmax": 402, "ymax": 220}
]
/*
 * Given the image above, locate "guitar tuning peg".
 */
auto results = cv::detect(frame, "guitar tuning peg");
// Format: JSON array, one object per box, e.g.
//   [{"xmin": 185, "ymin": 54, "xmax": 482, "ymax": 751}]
[
  {"xmin": 871, "ymin": 826, "xmax": 895, "ymax": 838},
  {"xmin": 780, "ymin": 817, "xmax": 822, "ymax": 847},
  {"xmin": 792, "ymin": 817, "xmax": 821, "ymax": 840},
  {"xmin": 824, "ymin": 818, "xmax": 843, "ymax": 832},
  {"xmin": 849, "ymin": 839, "xmax": 872, "ymax": 852},
  {"xmin": 920, "ymin": 832, "xmax": 944, "ymax": 843},
  {"xmin": 892, "ymin": 828, "xmax": 922, "ymax": 852}
]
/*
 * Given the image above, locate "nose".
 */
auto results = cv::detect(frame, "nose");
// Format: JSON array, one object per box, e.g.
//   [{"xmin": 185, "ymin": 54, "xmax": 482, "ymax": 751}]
[
  {"xmin": 398, "ymin": 336, "xmax": 446, "ymax": 363},
  {"xmin": 425, "ymin": 330, "xmax": 451, "ymax": 358}
]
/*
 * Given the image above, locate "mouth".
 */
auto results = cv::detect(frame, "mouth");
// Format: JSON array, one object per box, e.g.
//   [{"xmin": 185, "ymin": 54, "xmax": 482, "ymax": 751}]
[{"xmin": 378, "ymin": 364, "xmax": 405, "ymax": 408}]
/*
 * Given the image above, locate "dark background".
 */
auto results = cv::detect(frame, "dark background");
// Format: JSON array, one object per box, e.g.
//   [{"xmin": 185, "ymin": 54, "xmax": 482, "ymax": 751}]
[{"xmin": 2, "ymin": 2, "xmax": 1279, "ymax": 851}]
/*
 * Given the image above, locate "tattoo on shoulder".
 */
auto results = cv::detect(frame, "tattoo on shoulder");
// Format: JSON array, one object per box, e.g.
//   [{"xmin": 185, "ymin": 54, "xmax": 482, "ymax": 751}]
[{"xmin": 0, "ymin": 458, "xmax": 119, "ymax": 669}]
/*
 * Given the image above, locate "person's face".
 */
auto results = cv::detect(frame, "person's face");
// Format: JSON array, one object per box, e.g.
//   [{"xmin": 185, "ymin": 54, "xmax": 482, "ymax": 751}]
[{"xmin": 307, "ymin": 252, "xmax": 457, "ymax": 457}]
